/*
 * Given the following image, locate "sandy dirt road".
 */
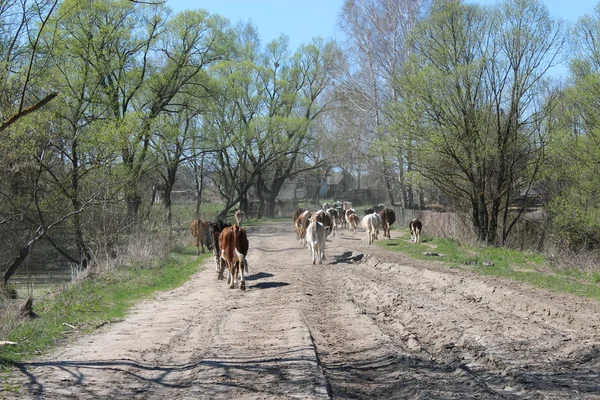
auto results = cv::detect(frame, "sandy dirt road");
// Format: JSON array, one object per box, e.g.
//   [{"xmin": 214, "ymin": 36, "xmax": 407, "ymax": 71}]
[{"xmin": 3, "ymin": 221, "xmax": 600, "ymax": 399}]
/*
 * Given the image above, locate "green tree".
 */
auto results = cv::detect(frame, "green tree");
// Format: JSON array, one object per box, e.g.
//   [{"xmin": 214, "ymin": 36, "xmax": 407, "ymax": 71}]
[
  {"xmin": 545, "ymin": 3, "xmax": 600, "ymax": 248},
  {"xmin": 395, "ymin": 0, "xmax": 566, "ymax": 244}
]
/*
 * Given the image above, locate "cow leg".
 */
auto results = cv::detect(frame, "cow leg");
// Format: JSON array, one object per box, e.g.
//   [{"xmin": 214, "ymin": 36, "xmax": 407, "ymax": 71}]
[
  {"xmin": 227, "ymin": 263, "xmax": 233, "ymax": 286},
  {"xmin": 239, "ymin": 258, "xmax": 246, "ymax": 291},
  {"xmin": 228, "ymin": 264, "xmax": 236, "ymax": 289}
]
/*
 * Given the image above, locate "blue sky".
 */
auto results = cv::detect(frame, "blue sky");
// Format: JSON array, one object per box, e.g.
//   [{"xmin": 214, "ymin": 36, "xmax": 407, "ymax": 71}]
[
  {"xmin": 166, "ymin": 0, "xmax": 346, "ymax": 50},
  {"xmin": 167, "ymin": 0, "xmax": 598, "ymax": 78}
]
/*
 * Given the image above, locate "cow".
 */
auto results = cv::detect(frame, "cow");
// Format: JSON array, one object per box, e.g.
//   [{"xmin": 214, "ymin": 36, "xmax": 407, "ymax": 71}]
[
  {"xmin": 322, "ymin": 202, "xmax": 331, "ymax": 211},
  {"xmin": 326, "ymin": 208, "xmax": 339, "ymax": 237},
  {"xmin": 305, "ymin": 220, "xmax": 327, "ymax": 264},
  {"xmin": 211, "ymin": 220, "xmax": 232, "ymax": 280},
  {"xmin": 362, "ymin": 213, "xmax": 380, "ymax": 245},
  {"xmin": 190, "ymin": 219, "xmax": 213, "ymax": 255},
  {"xmin": 295, "ymin": 210, "xmax": 312, "ymax": 246},
  {"xmin": 219, "ymin": 224, "xmax": 249, "ymax": 290},
  {"xmin": 234, "ymin": 209, "xmax": 245, "ymax": 226},
  {"xmin": 378, "ymin": 208, "xmax": 396, "ymax": 239},
  {"xmin": 292, "ymin": 207, "xmax": 306, "ymax": 224},
  {"xmin": 346, "ymin": 210, "xmax": 359, "ymax": 233},
  {"xmin": 373, "ymin": 204, "xmax": 385, "ymax": 213},
  {"xmin": 409, "ymin": 218, "xmax": 422, "ymax": 244},
  {"xmin": 364, "ymin": 208, "xmax": 375, "ymax": 215},
  {"xmin": 311, "ymin": 210, "xmax": 334, "ymax": 238}
]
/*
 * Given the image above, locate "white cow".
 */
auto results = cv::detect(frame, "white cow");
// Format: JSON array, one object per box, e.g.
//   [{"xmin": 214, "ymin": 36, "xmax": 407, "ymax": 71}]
[
  {"xmin": 361, "ymin": 213, "xmax": 381, "ymax": 245},
  {"xmin": 305, "ymin": 220, "xmax": 327, "ymax": 264}
]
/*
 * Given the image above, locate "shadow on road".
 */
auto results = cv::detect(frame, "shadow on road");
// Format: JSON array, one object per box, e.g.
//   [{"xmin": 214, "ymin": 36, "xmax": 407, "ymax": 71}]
[
  {"xmin": 10, "ymin": 344, "xmax": 600, "ymax": 399},
  {"xmin": 251, "ymin": 282, "xmax": 289, "ymax": 290}
]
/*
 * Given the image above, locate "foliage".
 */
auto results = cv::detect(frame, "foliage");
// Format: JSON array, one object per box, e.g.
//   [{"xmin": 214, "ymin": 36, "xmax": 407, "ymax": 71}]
[
  {"xmin": 543, "ymin": 4, "xmax": 600, "ymax": 249},
  {"xmin": 393, "ymin": 0, "xmax": 566, "ymax": 245}
]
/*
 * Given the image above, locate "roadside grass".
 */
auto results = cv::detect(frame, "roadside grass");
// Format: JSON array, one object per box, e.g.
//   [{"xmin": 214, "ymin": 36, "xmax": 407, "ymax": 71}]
[
  {"xmin": 0, "ymin": 246, "xmax": 209, "ymax": 369},
  {"xmin": 381, "ymin": 228, "xmax": 600, "ymax": 302}
]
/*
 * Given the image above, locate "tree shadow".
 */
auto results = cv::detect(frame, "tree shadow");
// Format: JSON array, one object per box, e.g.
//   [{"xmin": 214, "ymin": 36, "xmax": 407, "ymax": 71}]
[
  {"xmin": 251, "ymin": 282, "xmax": 289, "ymax": 289},
  {"xmin": 329, "ymin": 251, "xmax": 364, "ymax": 264},
  {"xmin": 8, "ymin": 344, "xmax": 600, "ymax": 399},
  {"xmin": 244, "ymin": 272, "xmax": 274, "ymax": 281}
]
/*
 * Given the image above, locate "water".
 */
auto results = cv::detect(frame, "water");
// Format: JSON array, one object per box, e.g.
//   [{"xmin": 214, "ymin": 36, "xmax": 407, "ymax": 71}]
[{"xmin": 11, "ymin": 268, "xmax": 73, "ymax": 297}]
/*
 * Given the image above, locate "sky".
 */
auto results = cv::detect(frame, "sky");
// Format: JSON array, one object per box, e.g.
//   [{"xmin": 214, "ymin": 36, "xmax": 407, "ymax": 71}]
[
  {"xmin": 166, "ymin": 0, "xmax": 599, "ymax": 78},
  {"xmin": 166, "ymin": 0, "xmax": 346, "ymax": 51}
]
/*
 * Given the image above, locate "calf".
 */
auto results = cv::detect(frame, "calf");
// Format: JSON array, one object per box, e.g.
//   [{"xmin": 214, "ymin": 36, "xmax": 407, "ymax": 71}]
[
  {"xmin": 409, "ymin": 218, "xmax": 422, "ymax": 244},
  {"xmin": 378, "ymin": 208, "xmax": 396, "ymax": 239},
  {"xmin": 305, "ymin": 220, "xmax": 327, "ymax": 264},
  {"xmin": 362, "ymin": 213, "xmax": 380, "ymax": 245},
  {"xmin": 190, "ymin": 219, "xmax": 213, "ymax": 255},
  {"xmin": 219, "ymin": 225, "xmax": 249, "ymax": 290}
]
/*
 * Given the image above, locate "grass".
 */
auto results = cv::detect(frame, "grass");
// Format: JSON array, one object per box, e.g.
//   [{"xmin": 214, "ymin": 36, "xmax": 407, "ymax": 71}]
[
  {"xmin": 0, "ymin": 245, "xmax": 210, "ymax": 369},
  {"xmin": 381, "ymin": 228, "xmax": 600, "ymax": 302}
]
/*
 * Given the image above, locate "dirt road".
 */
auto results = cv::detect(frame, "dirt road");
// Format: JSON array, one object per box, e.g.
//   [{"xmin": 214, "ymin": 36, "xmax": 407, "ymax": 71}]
[{"xmin": 4, "ymin": 222, "xmax": 600, "ymax": 399}]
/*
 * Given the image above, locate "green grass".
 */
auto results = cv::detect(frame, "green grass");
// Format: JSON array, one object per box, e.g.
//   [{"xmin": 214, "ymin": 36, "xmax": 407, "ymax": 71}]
[
  {"xmin": 381, "ymin": 228, "xmax": 600, "ymax": 302},
  {"xmin": 0, "ymin": 246, "xmax": 210, "ymax": 368}
]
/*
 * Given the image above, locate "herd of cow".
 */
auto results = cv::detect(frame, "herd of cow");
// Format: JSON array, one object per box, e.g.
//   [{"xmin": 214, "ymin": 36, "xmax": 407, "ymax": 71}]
[
  {"xmin": 293, "ymin": 201, "xmax": 423, "ymax": 265},
  {"xmin": 190, "ymin": 204, "xmax": 423, "ymax": 290}
]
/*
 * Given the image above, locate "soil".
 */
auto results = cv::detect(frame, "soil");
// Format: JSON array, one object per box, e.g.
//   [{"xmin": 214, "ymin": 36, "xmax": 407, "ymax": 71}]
[{"xmin": 3, "ymin": 221, "xmax": 600, "ymax": 399}]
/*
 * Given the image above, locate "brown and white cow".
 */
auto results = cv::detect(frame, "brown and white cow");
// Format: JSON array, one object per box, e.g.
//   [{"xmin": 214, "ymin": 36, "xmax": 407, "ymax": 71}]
[
  {"xmin": 378, "ymin": 208, "xmax": 396, "ymax": 239},
  {"xmin": 190, "ymin": 219, "xmax": 213, "ymax": 255},
  {"xmin": 219, "ymin": 224, "xmax": 249, "ymax": 290},
  {"xmin": 409, "ymin": 219, "xmax": 422, "ymax": 244},
  {"xmin": 305, "ymin": 220, "xmax": 327, "ymax": 264},
  {"xmin": 345, "ymin": 209, "xmax": 359, "ymax": 233},
  {"xmin": 311, "ymin": 210, "xmax": 334, "ymax": 238},
  {"xmin": 295, "ymin": 210, "xmax": 312, "ymax": 246},
  {"xmin": 362, "ymin": 213, "xmax": 380, "ymax": 245}
]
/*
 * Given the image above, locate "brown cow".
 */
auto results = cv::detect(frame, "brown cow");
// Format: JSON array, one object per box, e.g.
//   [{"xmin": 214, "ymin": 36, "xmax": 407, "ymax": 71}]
[
  {"xmin": 378, "ymin": 208, "xmax": 396, "ymax": 239},
  {"xmin": 409, "ymin": 218, "xmax": 422, "ymax": 244},
  {"xmin": 190, "ymin": 219, "xmax": 213, "ymax": 255},
  {"xmin": 219, "ymin": 225, "xmax": 249, "ymax": 290},
  {"xmin": 292, "ymin": 208, "xmax": 305, "ymax": 224}
]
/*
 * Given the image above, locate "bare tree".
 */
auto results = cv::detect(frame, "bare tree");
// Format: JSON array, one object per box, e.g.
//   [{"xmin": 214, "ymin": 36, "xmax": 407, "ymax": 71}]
[{"xmin": 338, "ymin": 0, "xmax": 431, "ymax": 207}]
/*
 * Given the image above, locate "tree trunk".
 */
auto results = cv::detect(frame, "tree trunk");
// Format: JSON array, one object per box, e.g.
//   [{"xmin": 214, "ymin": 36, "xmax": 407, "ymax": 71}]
[
  {"xmin": 382, "ymin": 158, "xmax": 395, "ymax": 206},
  {"xmin": 192, "ymin": 153, "xmax": 205, "ymax": 220}
]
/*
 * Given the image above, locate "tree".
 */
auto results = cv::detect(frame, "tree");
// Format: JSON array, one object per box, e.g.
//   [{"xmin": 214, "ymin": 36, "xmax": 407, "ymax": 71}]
[
  {"xmin": 544, "ymin": 3, "xmax": 600, "ymax": 249},
  {"xmin": 338, "ymin": 0, "xmax": 431, "ymax": 207},
  {"xmin": 395, "ymin": 0, "xmax": 566, "ymax": 244}
]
